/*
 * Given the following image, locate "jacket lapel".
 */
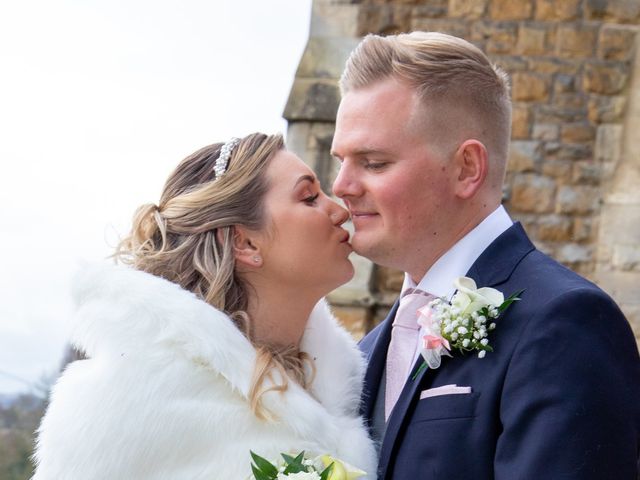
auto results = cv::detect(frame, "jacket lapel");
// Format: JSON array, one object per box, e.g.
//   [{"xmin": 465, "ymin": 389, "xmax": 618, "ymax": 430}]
[
  {"xmin": 465, "ymin": 222, "xmax": 535, "ymax": 288},
  {"xmin": 376, "ymin": 222, "xmax": 535, "ymax": 479},
  {"xmin": 361, "ymin": 301, "xmax": 398, "ymax": 421},
  {"xmin": 377, "ymin": 354, "xmax": 429, "ymax": 478}
]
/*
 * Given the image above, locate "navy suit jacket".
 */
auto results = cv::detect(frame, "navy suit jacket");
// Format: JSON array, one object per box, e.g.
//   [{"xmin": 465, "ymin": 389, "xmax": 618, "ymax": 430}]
[{"xmin": 360, "ymin": 223, "xmax": 640, "ymax": 479}]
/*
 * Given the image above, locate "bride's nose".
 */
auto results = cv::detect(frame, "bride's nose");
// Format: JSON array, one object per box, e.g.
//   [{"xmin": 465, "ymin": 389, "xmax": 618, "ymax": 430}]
[{"xmin": 329, "ymin": 201, "xmax": 350, "ymax": 226}]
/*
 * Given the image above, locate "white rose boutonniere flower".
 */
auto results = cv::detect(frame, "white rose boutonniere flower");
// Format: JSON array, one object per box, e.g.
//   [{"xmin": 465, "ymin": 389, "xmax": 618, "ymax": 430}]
[{"xmin": 412, "ymin": 277, "xmax": 523, "ymax": 378}]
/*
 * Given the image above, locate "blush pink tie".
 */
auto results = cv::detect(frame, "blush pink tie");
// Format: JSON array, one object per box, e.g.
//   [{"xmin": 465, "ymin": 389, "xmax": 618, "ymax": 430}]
[{"xmin": 385, "ymin": 289, "xmax": 434, "ymax": 420}]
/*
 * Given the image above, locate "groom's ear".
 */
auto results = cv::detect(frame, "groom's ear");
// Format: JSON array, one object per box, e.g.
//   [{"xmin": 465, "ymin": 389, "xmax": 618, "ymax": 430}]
[{"xmin": 453, "ymin": 139, "xmax": 488, "ymax": 199}]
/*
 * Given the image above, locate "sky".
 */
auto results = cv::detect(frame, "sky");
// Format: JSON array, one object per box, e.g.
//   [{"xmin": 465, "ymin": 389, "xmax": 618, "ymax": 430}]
[{"xmin": 0, "ymin": 0, "xmax": 313, "ymax": 395}]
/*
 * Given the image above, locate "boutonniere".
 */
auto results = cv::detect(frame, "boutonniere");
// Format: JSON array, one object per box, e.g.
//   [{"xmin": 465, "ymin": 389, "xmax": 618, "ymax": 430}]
[{"xmin": 412, "ymin": 277, "xmax": 523, "ymax": 379}]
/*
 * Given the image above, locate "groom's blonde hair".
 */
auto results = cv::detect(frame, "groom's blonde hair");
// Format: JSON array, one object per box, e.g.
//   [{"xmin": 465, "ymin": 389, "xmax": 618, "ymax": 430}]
[{"xmin": 341, "ymin": 31, "xmax": 512, "ymax": 178}]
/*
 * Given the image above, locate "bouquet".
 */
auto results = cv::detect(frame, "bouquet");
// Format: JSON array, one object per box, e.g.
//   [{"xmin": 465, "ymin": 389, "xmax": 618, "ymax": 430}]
[{"xmin": 249, "ymin": 450, "xmax": 366, "ymax": 480}]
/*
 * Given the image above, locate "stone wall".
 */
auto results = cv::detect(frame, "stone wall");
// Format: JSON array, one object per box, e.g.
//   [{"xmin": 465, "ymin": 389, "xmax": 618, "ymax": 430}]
[{"xmin": 284, "ymin": 0, "xmax": 640, "ymax": 342}]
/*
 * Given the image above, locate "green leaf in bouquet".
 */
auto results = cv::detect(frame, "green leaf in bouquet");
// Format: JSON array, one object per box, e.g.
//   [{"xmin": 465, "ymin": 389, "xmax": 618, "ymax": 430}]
[
  {"xmin": 251, "ymin": 464, "xmax": 274, "ymax": 480},
  {"xmin": 319, "ymin": 462, "xmax": 334, "ymax": 480},
  {"xmin": 281, "ymin": 453, "xmax": 295, "ymax": 464},
  {"xmin": 282, "ymin": 451, "xmax": 307, "ymax": 474},
  {"xmin": 280, "ymin": 451, "xmax": 303, "ymax": 465},
  {"xmin": 250, "ymin": 451, "xmax": 278, "ymax": 479}
]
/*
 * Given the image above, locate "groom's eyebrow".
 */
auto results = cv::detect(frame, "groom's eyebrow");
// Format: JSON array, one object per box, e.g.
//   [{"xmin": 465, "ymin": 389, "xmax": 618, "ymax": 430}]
[{"xmin": 331, "ymin": 147, "xmax": 390, "ymax": 159}]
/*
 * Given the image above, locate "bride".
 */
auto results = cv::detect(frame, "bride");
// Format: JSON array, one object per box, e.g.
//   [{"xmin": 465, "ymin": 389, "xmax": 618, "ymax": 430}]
[{"xmin": 32, "ymin": 133, "xmax": 377, "ymax": 479}]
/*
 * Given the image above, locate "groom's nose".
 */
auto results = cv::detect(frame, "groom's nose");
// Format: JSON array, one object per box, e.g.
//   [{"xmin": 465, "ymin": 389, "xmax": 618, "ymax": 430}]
[{"xmin": 333, "ymin": 161, "xmax": 360, "ymax": 199}]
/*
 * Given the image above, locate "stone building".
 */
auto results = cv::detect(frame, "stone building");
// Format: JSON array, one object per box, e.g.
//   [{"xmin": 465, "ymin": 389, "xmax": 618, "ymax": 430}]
[{"xmin": 283, "ymin": 0, "xmax": 640, "ymax": 344}]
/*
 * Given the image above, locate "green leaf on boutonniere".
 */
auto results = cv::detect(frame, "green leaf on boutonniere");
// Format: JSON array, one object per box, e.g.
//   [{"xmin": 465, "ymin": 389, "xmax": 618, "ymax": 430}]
[
  {"xmin": 412, "ymin": 362, "xmax": 428, "ymax": 381},
  {"xmin": 498, "ymin": 289, "xmax": 524, "ymax": 313}
]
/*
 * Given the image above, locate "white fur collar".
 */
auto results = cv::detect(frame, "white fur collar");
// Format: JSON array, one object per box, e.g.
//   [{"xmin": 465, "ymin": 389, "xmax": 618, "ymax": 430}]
[{"xmin": 71, "ymin": 263, "xmax": 366, "ymax": 419}]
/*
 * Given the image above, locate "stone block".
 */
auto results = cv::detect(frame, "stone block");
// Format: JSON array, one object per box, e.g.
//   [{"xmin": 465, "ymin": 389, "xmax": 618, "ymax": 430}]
[
  {"xmin": 410, "ymin": 17, "xmax": 471, "ymax": 38},
  {"xmin": 512, "ymin": 72, "xmax": 550, "ymax": 101},
  {"xmin": 411, "ymin": 4, "xmax": 449, "ymax": 19},
  {"xmin": 471, "ymin": 21, "xmax": 518, "ymax": 55},
  {"xmin": 374, "ymin": 265, "xmax": 404, "ymax": 294},
  {"xmin": 556, "ymin": 25, "xmax": 598, "ymax": 58},
  {"xmin": 510, "ymin": 174, "xmax": 556, "ymax": 212},
  {"xmin": 489, "ymin": 0, "xmax": 533, "ymax": 20},
  {"xmin": 535, "ymin": 104, "xmax": 586, "ymax": 123},
  {"xmin": 583, "ymin": 61, "xmax": 630, "ymax": 95},
  {"xmin": 573, "ymin": 261, "xmax": 596, "ymax": 277},
  {"xmin": 356, "ymin": 5, "xmax": 413, "ymax": 36},
  {"xmin": 537, "ymin": 214, "xmax": 572, "ymax": 242},
  {"xmin": 535, "ymin": 0, "xmax": 581, "ymax": 20},
  {"xmin": 527, "ymin": 58, "xmax": 579, "ymax": 75},
  {"xmin": 585, "ymin": 0, "xmax": 640, "ymax": 23},
  {"xmin": 513, "ymin": 212, "xmax": 538, "ymax": 233},
  {"xmin": 508, "ymin": 140, "xmax": 543, "ymax": 172},
  {"xmin": 612, "ymin": 244, "xmax": 640, "ymax": 271},
  {"xmin": 449, "ymin": 0, "xmax": 487, "ymax": 18},
  {"xmin": 511, "ymin": 103, "xmax": 532, "ymax": 139},
  {"xmin": 330, "ymin": 305, "xmax": 370, "ymax": 340},
  {"xmin": 596, "ymin": 241, "xmax": 614, "ymax": 267},
  {"xmin": 533, "ymin": 240, "xmax": 555, "ymax": 257},
  {"xmin": 495, "ymin": 56, "xmax": 529, "ymax": 73},
  {"xmin": 595, "ymin": 124, "xmax": 623, "ymax": 167},
  {"xmin": 308, "ymin": 123, "xmax": 342, "ymax": 189},
  {"xmin": 532, "ymin": 123, "xmax": 560, "ymax": 141},
  {"xmin": 287, "ymin": 121, "xmax": 340, "ymax": 183},
  {"xmin": 517, "ymin": 24, "xmax": 548, "ymax": 55},
  {"xmin": 310, "ymin": 2, "xmax": 360, "ymax": 37},
  {"xmin": 328, "ymin": 251, "xmax": 375, "ymax": 306},
  {"xmin": 556, "ymin": 185, "xmax": 601, "ymax": 214},
  {"xmin": 554, "ymin": 93, "xmax": 587, "ymax": 110},
  {"xmin": 286, "ymin": 122, "xmax": 313, "ymax": 162},
  {"xmin": 294, "ymin": 37, "xmax": 360, "ymax": 80},
  {"xmin": 572, "ymin": 217, "xmax": 595, "ymax": 242},
  {"xmin": 592, "ymin": 270, "xmax": 640, "ymax": 307},
  {"xmin": 599, "ymin": 203, "xmax": 640, "ymax": 245},
  {"xmin": 371, "ymin": 305, "xmax": 393, "ymax": 331},
  {"xmin": 556, "ymin": 143, "xmax": 593, "ymax": 161},
  {"xmin": 561, "ymin": 122, "xmax": 596, "ymax": 143},
  {"xmin": 283, "ymin": 78, "xmax": 341, "ymax": 122},
  {"xmin": 389, "ymin": 0, "xmax": 427, "ymax": 4},
  {"xmin": 588, "ymin": 95, "xmax": 627, "ymax": 123},
  {"xmin": 620, "ymin": 305, "xmax": 640, "ymax": 341},
  {"xmin": 556, "ymin": 243, "xmax": 593, "ymax": 264},
  {"xmin": 598, "ymin": 25, "xmax": 639, "ymax": 61},
  {"xmin": 542, "ymin": 160, "xmax": 572, "ymax": 181},
  {"xmin": 572, "ymin": 161, "xmax": 603, "ymax": 184},
  {"xmin": 553, "ymin": 74, "xmax": 576, "ymax": 94}
]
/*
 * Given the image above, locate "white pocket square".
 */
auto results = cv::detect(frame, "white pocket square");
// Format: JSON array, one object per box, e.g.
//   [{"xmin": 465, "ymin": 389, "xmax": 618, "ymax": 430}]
[{"xmin": 420, "ymin": 384, "xmax": 472, "ymax": 399}]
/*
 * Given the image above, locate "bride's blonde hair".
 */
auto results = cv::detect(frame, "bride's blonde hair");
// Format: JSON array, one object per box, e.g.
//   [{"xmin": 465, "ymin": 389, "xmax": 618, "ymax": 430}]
[{"xmin": 115, "ymin": 132, "xmax": 312, "ymax": 419}]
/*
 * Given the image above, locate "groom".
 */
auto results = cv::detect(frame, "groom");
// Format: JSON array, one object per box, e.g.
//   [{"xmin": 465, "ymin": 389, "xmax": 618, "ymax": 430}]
[{"xmin": 331, "ymin": 31, "xmax": 640, "ymax": 479}]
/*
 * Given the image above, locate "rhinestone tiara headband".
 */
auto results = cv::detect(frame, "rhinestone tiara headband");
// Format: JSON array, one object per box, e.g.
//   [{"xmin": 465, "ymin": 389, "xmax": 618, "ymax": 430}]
[{"xmin": 213, "ymin": 137, "xmax": 240, "ymax": 180}]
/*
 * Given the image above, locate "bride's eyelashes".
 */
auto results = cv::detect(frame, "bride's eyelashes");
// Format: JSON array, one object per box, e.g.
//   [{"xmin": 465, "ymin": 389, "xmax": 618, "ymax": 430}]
[{"xmin": 303, "ymin": 193, "xmax": 319, "ymax": 205}]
